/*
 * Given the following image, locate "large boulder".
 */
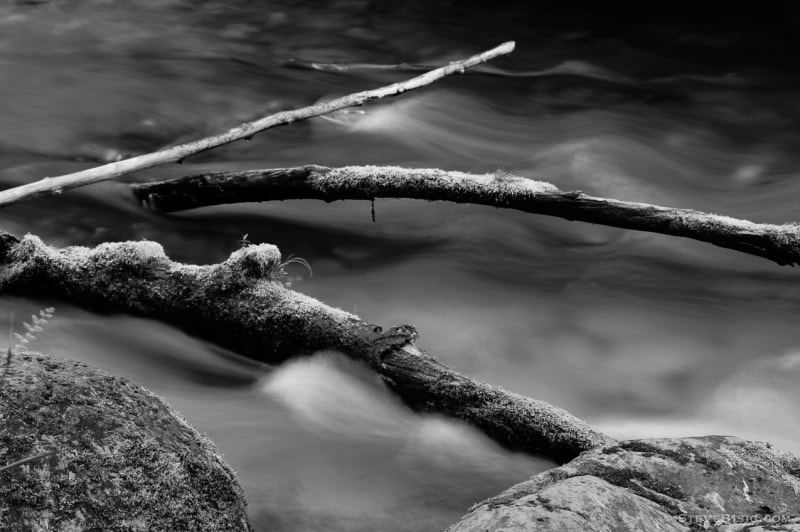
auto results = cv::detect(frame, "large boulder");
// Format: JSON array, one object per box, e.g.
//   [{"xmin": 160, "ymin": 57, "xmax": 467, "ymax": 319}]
[
  {"xmin": 0, "ymin": 351, "xmax": 251, "ymax": 531},
  {"xmin": 450, "ymin": 436, "xmax": 800, "ymax": 531}
]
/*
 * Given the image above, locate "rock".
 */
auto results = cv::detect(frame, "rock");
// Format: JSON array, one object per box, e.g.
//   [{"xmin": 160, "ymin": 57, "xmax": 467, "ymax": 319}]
[
  {"xmin": 449, "ymin": 474, "xmax": 687, "ymax": 532},
  {"xmin": 450, "ymin": 436, "xmax": 800, "ymax": 531},
  {"xmin": 0, "ymin": 352, "xmax": 252, "ymax": 531},
  {"xmin": 718, "ymin": 517, "xmax": 800, "ymax": 531}
]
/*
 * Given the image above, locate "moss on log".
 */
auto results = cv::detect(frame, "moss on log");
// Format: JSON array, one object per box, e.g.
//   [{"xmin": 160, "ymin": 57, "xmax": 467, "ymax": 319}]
[
  {"xmin": 132, "ymin": 165, "xmax": 800, "ymax": 266},
  {"xmin": 0, "ymin": 230, "xmax": 611, "ymax": 462}
]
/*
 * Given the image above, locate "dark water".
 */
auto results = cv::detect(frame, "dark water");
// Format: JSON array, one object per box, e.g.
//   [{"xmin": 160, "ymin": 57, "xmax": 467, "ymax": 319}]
[{"xmin": 3, "ymin": 1, "xmax": 800, "ymax": 530}]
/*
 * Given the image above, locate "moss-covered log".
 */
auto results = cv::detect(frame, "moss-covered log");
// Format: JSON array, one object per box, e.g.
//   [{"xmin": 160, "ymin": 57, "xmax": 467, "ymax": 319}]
[
  {"xmin": 0, "ymin": 230, "xmax": 611, "ymax": 462},
  {"xmin": 132, "ymin": 165, "xmax": 800, "ymax": 266}
]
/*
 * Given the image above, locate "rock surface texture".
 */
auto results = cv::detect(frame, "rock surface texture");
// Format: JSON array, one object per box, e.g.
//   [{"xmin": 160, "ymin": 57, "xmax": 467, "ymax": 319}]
[
  {"xmin": 449, "ymin": 436, "xmax": 800, "ymax": 532},
  {"xmin": 0, "ymin": 352, "xmax": 251, "ymax": 531}
]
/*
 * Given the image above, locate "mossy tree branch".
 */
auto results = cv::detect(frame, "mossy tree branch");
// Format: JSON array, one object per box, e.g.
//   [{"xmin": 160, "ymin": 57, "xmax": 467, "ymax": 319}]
[
  {"xmin": 0, "ymin": 42, "xmax": 514, "ymax": 208},
  {"xmin": 0, "ymin": 230, "xmax": 612, "ymax": 463},
  {"xmin": 131, "ymin": 165, "xmax": 800, "ymax": 266}
]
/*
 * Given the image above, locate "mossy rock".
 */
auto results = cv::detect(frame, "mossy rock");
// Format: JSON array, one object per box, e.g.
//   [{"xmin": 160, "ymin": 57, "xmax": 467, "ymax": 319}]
[
  {"xmin": 450, "ymin": 436, "xmax": 800, "ymax": 531},
  {"xmin": 0, "ymin": 352, "xmax": 251, "ymax": 531},
  {"xmin": 449, "ymin": 474, "xmax": 686, "ymax": 532}
]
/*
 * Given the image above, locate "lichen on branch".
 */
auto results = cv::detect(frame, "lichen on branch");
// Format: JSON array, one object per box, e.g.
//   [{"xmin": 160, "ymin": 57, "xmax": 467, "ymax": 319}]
[
  {"xmin": 0, "ymin": 229, "xmax": 611, "ymax": 462},
  {"xmin": 132, "ymin": 165, "xmax": 800, "ymax": 266}
]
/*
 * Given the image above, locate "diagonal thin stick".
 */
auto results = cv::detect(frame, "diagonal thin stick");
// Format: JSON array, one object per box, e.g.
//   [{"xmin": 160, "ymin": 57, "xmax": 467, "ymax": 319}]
[
  {"xmin": 0, "ymin": 450, "xmax": 55, "ymax": 474},
  {"xmin": 0, "ymin": 42, "xmax": 515, "ymax": 208}
]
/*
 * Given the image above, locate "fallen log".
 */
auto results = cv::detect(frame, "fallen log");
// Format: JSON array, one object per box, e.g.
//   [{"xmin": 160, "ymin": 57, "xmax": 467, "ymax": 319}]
[
  {"xmin": 0, "ymin": 230, "xmax": 612, "ymax": 462},
  {"xmin": 131, "ymin": 165, "xmax": 800, "ymax": 266}
]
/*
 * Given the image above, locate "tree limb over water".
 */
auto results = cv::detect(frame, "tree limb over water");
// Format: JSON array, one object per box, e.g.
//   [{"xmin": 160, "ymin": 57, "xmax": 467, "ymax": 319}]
[
  {"xmin": 0, "ymin": 42, "xmax": 514, "ymax": 208},
  {"xmin": 0, "ymin": 229, "xmax": 612, "ymax": 463},
  {"xmin": 132, "ymin": 165, "xmax": 800, "ymax": 267}
]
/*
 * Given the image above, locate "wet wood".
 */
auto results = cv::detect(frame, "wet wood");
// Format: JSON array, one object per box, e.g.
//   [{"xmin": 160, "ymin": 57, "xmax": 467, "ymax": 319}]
[
  {"xmin": 132, "ymin": 165, "xmax": 800, "ymax": 266},
  {"xmin": 0, "ymin": 230, "xmax": 612, "ymax": 463}
]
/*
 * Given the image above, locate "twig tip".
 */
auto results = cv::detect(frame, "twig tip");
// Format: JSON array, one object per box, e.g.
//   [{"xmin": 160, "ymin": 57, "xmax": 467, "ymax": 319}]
[{"xmin": 490, "ymin": 41, "xmax": 516, "ymax": 56}]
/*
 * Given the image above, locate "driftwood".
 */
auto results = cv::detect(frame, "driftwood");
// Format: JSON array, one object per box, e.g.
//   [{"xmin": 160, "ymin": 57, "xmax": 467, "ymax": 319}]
[
  {"xmin": 0, "ymin": 42, "xmax": 514, "ymax": 209},
  {"xmin": 0, "ymin": 229, "xmax": 612, "ymax": 462},
  {"xmin": 131, "ymin": 165, "xmax": 800, "ymax": 267}
]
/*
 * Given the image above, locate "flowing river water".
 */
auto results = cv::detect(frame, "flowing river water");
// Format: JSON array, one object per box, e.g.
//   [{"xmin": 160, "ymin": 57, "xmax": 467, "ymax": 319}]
[{"xmin": 2, "ymin": 1, "xmax": 800, "ymax": 530}]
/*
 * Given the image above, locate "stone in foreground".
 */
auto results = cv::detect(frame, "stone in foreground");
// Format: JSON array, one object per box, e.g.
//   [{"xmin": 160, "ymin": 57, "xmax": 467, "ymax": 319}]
[
  {"xmin": 450, "ymin": 436, "xmax": 800, "ymax": 532},
  {"xmin": 450, "ymin": 474, "xmax": 686, "ymax": 531},
  {"xmin": 0, "ymin": 352, "xmax": 251, "ymax": 531}
]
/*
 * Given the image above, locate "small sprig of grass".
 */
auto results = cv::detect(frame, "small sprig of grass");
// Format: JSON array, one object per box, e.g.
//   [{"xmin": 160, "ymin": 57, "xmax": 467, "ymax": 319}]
[
  {"xmin": 1, "ymin": 309, "xmax": 59, "ymax": 474},
  {"xmin": 277, "ymin": 255, "xmax": 313, "ymax": 287},
  {"xmin": 13, "ymin": 307, "xmax": 55, "ymax": 353},
  {"xmin": 2, "ymin": 307, "xmax": 56, "ymax": 384}
]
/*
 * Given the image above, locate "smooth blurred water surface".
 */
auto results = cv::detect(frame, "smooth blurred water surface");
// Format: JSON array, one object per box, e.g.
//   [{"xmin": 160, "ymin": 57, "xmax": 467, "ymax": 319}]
[{"xmin": 2, "ymin": 1, "xmax": 800, "ymax": 530}]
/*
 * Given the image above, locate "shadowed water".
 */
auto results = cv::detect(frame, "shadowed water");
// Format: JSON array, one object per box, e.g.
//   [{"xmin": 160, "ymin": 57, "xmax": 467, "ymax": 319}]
[{"xmin": 2, "ymin": 1, "xmax": 800, "ymax": 530}]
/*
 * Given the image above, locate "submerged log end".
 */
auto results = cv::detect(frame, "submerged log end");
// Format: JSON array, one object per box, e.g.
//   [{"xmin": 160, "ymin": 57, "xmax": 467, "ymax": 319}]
[
  {"xmin": 375, "ymin": 343, "xmax": 614, "ymax": 463},
  {"xmin": 458, "ymin": 383, "xmax": 615, "ymax": 462}
]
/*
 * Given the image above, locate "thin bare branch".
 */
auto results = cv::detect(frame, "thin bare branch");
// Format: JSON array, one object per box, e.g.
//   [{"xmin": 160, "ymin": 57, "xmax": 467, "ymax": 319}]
[
  {"xmin": 0, "ymin": 450, "xmax": 55, "ymax": 474},
  {"xmin": 0, "ymin": 42, "xmax": 515, "ymax": 208},
  {"xmin": 131, "ymin": 165, "xmax": 800, "ymax": 267}
]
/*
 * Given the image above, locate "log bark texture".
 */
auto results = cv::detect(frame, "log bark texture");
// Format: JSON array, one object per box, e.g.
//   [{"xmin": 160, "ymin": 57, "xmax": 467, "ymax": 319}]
[
  {"xmin": 0, "ymin": 230, "xmax": 612, "ymax": 462},
  {"xmin": 131, "ymin": 165, "xmax": 800, "ymax": 266}
]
